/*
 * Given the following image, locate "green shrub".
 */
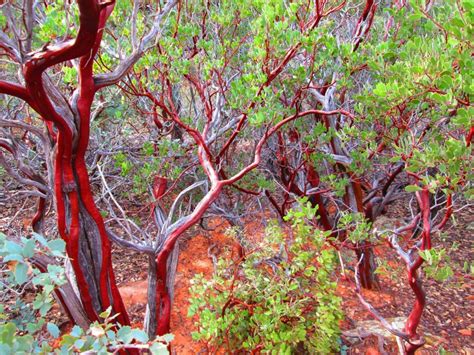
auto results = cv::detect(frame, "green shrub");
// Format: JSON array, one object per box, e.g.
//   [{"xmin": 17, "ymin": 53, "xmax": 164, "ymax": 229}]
[
  {"xmin": 0, "ymin": 233, "xmax": 66, "ymax": 354},
  {"xmin": 188, "ymin": 203, "xmax": 342, "ymax": 354},
  {"xmin": 0, "ymin": 233, "xmax": 172, "ymax": 354}
]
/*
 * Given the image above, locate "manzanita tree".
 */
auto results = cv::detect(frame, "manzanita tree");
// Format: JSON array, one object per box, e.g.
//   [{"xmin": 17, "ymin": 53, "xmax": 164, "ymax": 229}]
[
  {"xmin": 0, "ymin": 0, "xmax": 472, "ymax": 353},
  {"xmin": 258, "ymin": 0, "xmax": 472, "ymax": 352},
  {"xmin": 1, "ymin": 0, "xmax": 357, "ymax": 338},
  {"xmin": 102, "ymin": 0, "xmax": 373, "ymax": 337},
  {"xmin": 348, "ymin": 2, "xmax": 471, "ymax": 351},
  {"xmin": 0, "ymin": 0, "xmax": 176, "ymax": 329}
]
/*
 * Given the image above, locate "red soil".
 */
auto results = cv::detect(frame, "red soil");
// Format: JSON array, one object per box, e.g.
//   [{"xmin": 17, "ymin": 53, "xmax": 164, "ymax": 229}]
[{"xmin": 113, "ymin": 214, "xmax": 473, "ymax": 354}]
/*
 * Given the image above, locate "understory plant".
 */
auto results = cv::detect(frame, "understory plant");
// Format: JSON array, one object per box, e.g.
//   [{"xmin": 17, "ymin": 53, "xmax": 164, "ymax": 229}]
[
  {"xmin": 0, "ymin": 233, "xmax": 172, "ymax": 354},
  {"xmin": 0, "ymin": 233, "xmax": 66, "ymax": 354},
  {"xmin": 188, "ymin": 202, "xmax": 342, "ymax": 354}
]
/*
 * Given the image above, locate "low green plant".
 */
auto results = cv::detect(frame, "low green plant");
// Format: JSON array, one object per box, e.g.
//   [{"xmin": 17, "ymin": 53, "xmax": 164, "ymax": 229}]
[
  {"xmin": 188, "ymin": 204, "xmax": 342, "ymax": 354},
  {"xmin": 58, "ymin": 307, "xmax": 173, "ymax": 354},
  {"xmin": 0, "ymin": 233, "xmax": 67, "ymax": 354},
  {"xmin": 0, "ymin": 233, "xmax": 172, "ymax": 354}
]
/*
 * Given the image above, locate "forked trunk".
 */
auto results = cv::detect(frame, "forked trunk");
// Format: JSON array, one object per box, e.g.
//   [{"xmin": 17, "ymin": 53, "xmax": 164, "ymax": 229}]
[
  {"xmin": 46, "ymin": 131, "xmax": 130, "ymax": 326},
  {"xmin": 58, "ymin": 183, "xmax": 130, "ymax": 326}
]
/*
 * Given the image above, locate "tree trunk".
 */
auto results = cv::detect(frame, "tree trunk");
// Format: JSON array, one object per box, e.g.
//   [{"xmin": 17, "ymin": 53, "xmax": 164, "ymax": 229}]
[
  {"xmin": 0, "ymin": 0, "xmax": 130, "ymax": 330},
  {"xmin": 145, "ymin": 243, "xmax": 179, "ymax": 337},
  {"xmin": 31, "ymin": 197, "xmax": 47, "ymax": 233},
  {"xmin": 145, "ymin": 255, "xmax": 158, "ymax": 337},
  {"xmin": 355, "ymin": 244, "xmax": 380, "ymax": 290},
  {"xmin": 54, "ymin": 162, "xmax": 130, "ymax": 326},
  {"xmin": 146, "ymin": 184, "xmax": 224, "ymax": 336}
]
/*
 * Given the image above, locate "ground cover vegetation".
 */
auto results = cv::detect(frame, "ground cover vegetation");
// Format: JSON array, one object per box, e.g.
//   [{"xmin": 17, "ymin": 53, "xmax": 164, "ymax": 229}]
[{"xmin": 0, "ymin": 0, "xmax": 472, "ymax": 353}]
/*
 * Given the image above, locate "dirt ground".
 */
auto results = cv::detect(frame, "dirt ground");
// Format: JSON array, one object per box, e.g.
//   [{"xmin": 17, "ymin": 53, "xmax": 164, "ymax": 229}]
[
  {"xmin": 1, "ymin": 187, "xmax": 472, "ymax": 354},
  {"xmin": 111, "ymin": 205, "xmax": 473, "ymax": 354}
]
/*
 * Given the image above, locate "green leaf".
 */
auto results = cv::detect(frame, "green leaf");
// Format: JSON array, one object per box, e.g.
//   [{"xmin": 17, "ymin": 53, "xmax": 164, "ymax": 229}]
[
  {"xmin": 117, "ymin": 326, "xmax": 133, "ymax": 344},
  {"xmin": 0, "ymin": 14, "xmax": 7, "ymax": 28},
  {"xmin": 3, "ymin": 254, "xmax": 23, "ymax": 262},
  {"xmin": 419, "ymin": 249, "xmax": 433, "ymax": 264},
  {"xmin": 47, "ymin": 323, "xmax": 60, "ymax": 338},
  {"xmin": 22, "ymin": 239, "xmax": 36, "ymax": 258},
  {"xmin": 5, "ymin": 240, "xmax": 23, "ymax": 255},
  {"xmin": 405, "ymin": 185, "xmax": 421, "ymax": 192},
  {"xmin": 435, "ymin": 265, "xmax": 454, "ymax": 282},
  {"xmin": 74, "ymin": 338, "xmax": 85, "ymax": 349},
  {"xmin": 14, "ymin": 262, "xmax": 29, "ymax": 284},
  {"xmin": 0, "ymin": 322, "xmax": 16, "ymax": 345},
  {"xmin": 130, "ymin": 329, "xmax": 149, "ymax": 343},
  {"xmin": 47, "ymin": 239, "xmax": 66, "ymax": 253},
  {"xmin": 70, "ymin": 325, "xmax": 83, "ymax": 337},
  {"xmin": 39, "ymin": 302, "xmax": 52, "ymax": 317},
  {"xmin": 373, "ymin": 83, "xmax": 387, "ymax": 97},
  {"xmin": 150, "ymin": 342, "xmax": 169, "ymax": 355},
  {"xmin": 160, "ymin": 333, "xmax": 174, "ymax": 343},
  {"xmin": 0, "ymin": 344, "xmax": 11, "ymax": 354},
  {"xmin": 32, "ymin": 233, "xmax": 49, "ymax": 247},
  {"xmin": 99, "ymin": 307, "xmax": 112, "ymax": 319}
]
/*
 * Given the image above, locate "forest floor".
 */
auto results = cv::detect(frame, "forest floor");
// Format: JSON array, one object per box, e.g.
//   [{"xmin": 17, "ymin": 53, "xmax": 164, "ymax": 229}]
[
  {"xmin": 1, "ymin": 192, "xmax": 472, "ymax": 354},
  {"xmin": 111, "ymin": 202, "xmax": 473, "ymax": 354}
]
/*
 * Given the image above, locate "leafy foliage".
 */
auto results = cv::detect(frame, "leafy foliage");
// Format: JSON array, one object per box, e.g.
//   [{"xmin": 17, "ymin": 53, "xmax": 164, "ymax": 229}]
[
  {"xmin": 57, "ymin": 307, "xmax": 173, "ymax": 354},
  {"xmin": 0, "ymin": 233, "xmax": 172, "ymax": 354},
  {"xmin": 0, "ymin": 233, "xmax": 66, "ymax": 353},
  {"xmin": 0, "ymin": 0, "xmax": 473, "ymax": 352},
  {"xmin": 419, "ymin": 247, "xmax": 454, "ymax": 282},
  {"xmin": 189, "ymin": 204, "xmax": 342, "ymax": 353}
]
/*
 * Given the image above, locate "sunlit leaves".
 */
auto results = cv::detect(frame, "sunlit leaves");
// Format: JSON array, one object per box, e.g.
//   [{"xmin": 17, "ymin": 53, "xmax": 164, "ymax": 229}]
[
  {"xmin": 345, "ymin": 0, "xmax": 473, "ymax": 199},
  {"xmin": 337, "ymin": 212, "xmax": 374, "ymax": 243},
  {"xmin": 419, "ymin": 248, "xmax": 455, "ymax": 282},
  {"xmin": 59, "ymin": 310, "xmax": 172, "ymax": 353},
  {"xmin": 36, "ymin": 3, "xmax": 78, "ymax": 43},
  {"xmin": 0, "ymin": 233, "xmax": 67, "ymax": 352},
  {"xmin": 452, "ymin": 107, "xmax": 474, "ymax": 129},
  {"xmin": 0, "ymin": 13, "xmax": 6, "ymax": 28},
  {"xmin": 60, "ymin": 66, "xmax": 77, "ymax": 85},
  {"xmin": 189, "ymin": 213, "xmax": 342, "ymax": 353}
]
